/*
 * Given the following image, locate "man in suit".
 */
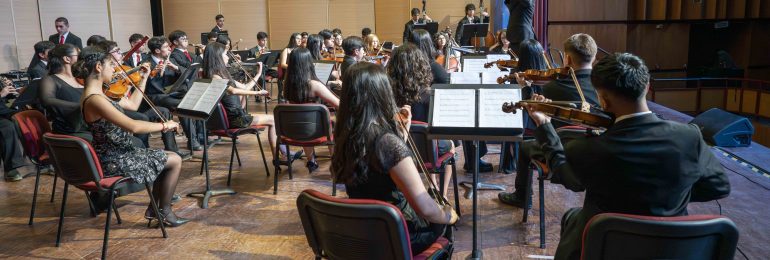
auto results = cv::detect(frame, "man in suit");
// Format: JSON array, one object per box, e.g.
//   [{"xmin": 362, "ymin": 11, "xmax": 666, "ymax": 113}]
[
  {"xmin": 126, "ymin": 33, "xmax": 149, "ymax": 68},
  {"xmin": 211, "ymin": 14, "xmax": 226, "ymax": 34},
  {"xmin": 523, "ymin": 53, "xmax": 730, "ymax": 260},
  {"xmin": 403, "ymin": 8, "xmax": 432, "ymax": 44},
  {"xmin": 48, "ymin": 17, "xmax": 83, "ymax": 49},
  {"xmin": 505, "ymin": 0, "xmax": 536, "ymax": 49},
  {"xmin": 340, "ymin": 36, "xmax": 366, "ymax": 78},
  {"xmin": 455, "ymin": 4, "xmax": 490, "ymax": 46},
  {"xmin": 498, "ymin": 34, "xmax": 601, "ymax": 206},
  {"xmin": 28, "ymin": 41, "xmax": 55, "ymax": 80},
  {"xmin": 168, "ymin": 30, "xmax": 198, "ymax": 71},
  {"xmin": 0, "ymin": 81, "xmax": 26, "ymax": 181}
]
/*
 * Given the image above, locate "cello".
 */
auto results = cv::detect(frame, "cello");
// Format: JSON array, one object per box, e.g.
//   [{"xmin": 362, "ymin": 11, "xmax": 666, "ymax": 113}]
[
  {"xmin": 471, "ymin": 0, "xmax": 496, "ymax": 48},
  {"xmin": 435, "ymin": 28, "xmax": 460, "ymax": 72}
]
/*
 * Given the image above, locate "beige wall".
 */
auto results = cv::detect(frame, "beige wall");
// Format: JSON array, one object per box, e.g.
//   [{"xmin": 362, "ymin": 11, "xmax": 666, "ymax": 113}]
[{"xmin": 0, "ymin": 0, "xmax": 152, "ymax": 72}]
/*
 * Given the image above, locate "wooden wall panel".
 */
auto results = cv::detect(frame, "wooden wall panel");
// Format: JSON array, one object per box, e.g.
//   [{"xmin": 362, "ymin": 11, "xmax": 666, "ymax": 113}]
[
  {"xmin": 668, "ymin": 0, "xmax": 682, "ymax": 19},
  {"xmin": 0, "ymin": 1, "xmax": 17, "ymax": 72},
  {"xmin": 329, "ymin": 0, "xmax": 375, "ymax": 42},
  {"xmin": 726, "ymin": 89, "xmax": 740, "ymax": 112},
  {"xmin": 11, "ymin": 0, "xmax": 42, "ymax": 71},
  {"xmin": 548, "ymin": 0, "xmax": 628, "ymax": 21},
  {"xmin": 220, "ymin": 0, "xmax": 268, "ymax": 51},
  {"xmin": 269, "ymin": 0, "xmax": 329, "ymax": 49},
  {"xmin": 682, "ymin": 0, "xmax": 704, "ymax": 19},
  {"xmin": 759, "ymin": 93, "xmax": 770, "ymax": 118},
  {"xmin": 741, "ymin": 90, "xmax": 758, "ymax": 114},
  {"xmin": 375, "ymin": 0, "xmax": 410, "ymax": 44},
  {"xmin": 748, "ymin": 23, "xmax": 770, "ymax": 67},
  {"xmin": 727, "ymin": 0, "xmax": 746, "ymax": 19},
  {"xmin": 109, "ymin": 0, "xmax": 153, "ymax": 51},
  {"xmin": 163, "ymin": 0, "xmax": 219, "ymax": 45},
  {"xmin": 627, "ymin": 24, "xmax": 689, "ymax": 70},
  {"xmin": 38, "ymin": 0, "xmax": 111, "ymax": 44},
  {"xmin": 647, "ymin": 0, "xmax": 667, "ymax": 20},
  {"xmin": 547, "ymin": 24, "xmax": 627, "ymax": 54},
  {"xmin": 748, "ymin": 0, "xmax": 761, "ymax": 18},
  {"xmin": 699, "ymin": 88, "xmax": 726, "ymax": 111},
  {"xmin": 654, "ymin": 90, "xmax": 698, "ymax": 112}
]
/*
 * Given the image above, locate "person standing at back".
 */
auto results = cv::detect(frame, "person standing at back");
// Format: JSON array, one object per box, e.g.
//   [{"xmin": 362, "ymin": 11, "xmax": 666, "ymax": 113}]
[
  {"xmin": 505, "ymin": 0, "xmax": 536, "ymax": 49},
  {"xmin": 48, "ymin": 17, "xmax": 83, "ymax": 49},
  {"xmin": 211, "ymin": 14, "xmax": 226, "ymax": 33}
]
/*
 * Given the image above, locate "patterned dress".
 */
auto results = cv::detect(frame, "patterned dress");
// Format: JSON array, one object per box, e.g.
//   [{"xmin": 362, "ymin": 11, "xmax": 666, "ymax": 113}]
[{"xmin": 84, "ymin": 95, "xmax": 167, "ymax": 183}]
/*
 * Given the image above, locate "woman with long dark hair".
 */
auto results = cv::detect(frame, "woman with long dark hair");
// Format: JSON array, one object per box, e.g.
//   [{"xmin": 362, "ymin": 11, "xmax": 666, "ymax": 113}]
[
  {"xmin": 332, "ymin": 62, "xmax": 458, "ymax": 255},
  {"xmin": 305, "ymin": 34, "xmax": 324, "ymax": 60},
  {"xmin": 408, "ymin": 29, "xmax": 448, "ymax": 84},
  {"xmin": 279, "ymin": 33, "xmax": 302, "ymax": 69},
  {"xmin": 386, "ymin": 43, "xmax": 455, "ymax": 197},
  {"xmin": 284, "ymin": 48, "xmax": 339, "ymax": 172},
  {"xmin": 39, "ymin": 44, "xmax": 91, "ymax": 139},
  {"xmin": 77, "ymin": 46, "xmax": 188, "ymax": 226},
  {"xmin": 489, "ymin": 30, "xmax": 511, "ymax": 54}
]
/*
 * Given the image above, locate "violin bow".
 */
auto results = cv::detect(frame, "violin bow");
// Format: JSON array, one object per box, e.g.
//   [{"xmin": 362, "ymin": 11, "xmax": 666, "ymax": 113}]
[
  {"xmin": 109, "ymin": 55, "xmax": 168, "ymax": 124},
  {"xmin": 227, "ymin": 51, "xmax": 266, "ymax": 92},
  {"xmin": 395, "ymin": 113, "xmax": 450, "ymax": 206}
]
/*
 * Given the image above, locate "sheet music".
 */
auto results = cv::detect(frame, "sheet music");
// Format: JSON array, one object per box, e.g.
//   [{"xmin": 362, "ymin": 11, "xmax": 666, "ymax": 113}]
[
  {"xmin": 314, "ymin": 62, "xmax": 335, "ymax": 84},
  {"xmin": 462, "ymin": 58, "xmax": 488, "ymax": 73},
  {"xmin": 478, "ymin": 88, "xmax": 523, "ymax": 128},
  {"xmin": 177, "ymin": 79, "xmax": 229, "ymax": 113},
  {"xmin": 481, "ymin": 71, "xmax": 510, "ymax": 84},
  {"xmin": 432, "ymin": 89, "xmax": 476, "ymax": 127},
  {"xmin": 450, "ymin": 72, "xmax": 481, "ymax": 84}
]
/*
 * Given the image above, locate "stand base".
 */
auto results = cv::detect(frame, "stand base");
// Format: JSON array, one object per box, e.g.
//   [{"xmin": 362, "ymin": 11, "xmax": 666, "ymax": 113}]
[
  {"xmin": 460, "ymin": 182, "xmax": 505, "ymax": 199},
  {"xmin": 187, "ymin": 188, "xmax": 236, "ymax": 209},
  {"xmin": 465, "ymin": 249, "xmax": 483, "ymax": 260}
]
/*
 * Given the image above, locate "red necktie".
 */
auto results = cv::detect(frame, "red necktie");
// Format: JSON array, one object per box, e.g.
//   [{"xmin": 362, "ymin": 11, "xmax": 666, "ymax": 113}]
[
  {"xmin": 135, "ymin": 53, "xmax": 141, "ymax": 66},
  {"xmin": 184, "ymin": 50, "xmax": 191, "ymax": 62},
  {"xmin": 59, "ymin": 35, "xmax": 64, "ymax": 44}
]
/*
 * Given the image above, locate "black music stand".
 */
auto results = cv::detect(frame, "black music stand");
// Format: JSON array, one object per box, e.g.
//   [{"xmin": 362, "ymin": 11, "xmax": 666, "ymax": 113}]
[
  {"xmin": 176, "ymin": 79, "xmax": 234, "ymax": 209},
  {"xmin": 462, "ymin": 23, "xmax": 489, "ymax": 53},
  {"xmin": 414, "ymin": 22, "xmax": 439, "ymax": 35},
  {"xmin": 427, "ymin": 84, "xmax": 524, "ymax": 260}
]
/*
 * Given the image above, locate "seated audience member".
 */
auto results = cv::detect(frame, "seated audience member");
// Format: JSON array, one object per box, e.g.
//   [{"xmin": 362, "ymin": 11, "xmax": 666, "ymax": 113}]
[{"xmin": 522, "ymin": 53, "xmax": 730, "ymax": 259}]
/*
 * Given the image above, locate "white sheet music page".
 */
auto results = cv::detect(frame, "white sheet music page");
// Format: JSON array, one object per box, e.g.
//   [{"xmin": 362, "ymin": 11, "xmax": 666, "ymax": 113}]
[
  {"xmin": 177, "ymin": 81, "xmax": 207, "ymax": 111},
  {"xmin": 432, "ymin": 89, "xmax": 476, "ymax": 127},
  {"xmin": 450, "ymin": 72, "xmax": 481, "ymax": 84},
  {"xmin": 313, "ymin": 62, "xmax": 335, "ymax": 84},
  {"xmin": 478, "ymin": 88, "xmax": 523, "ymax": 128},
  {"xmin": 481, "ymin": 71, "xmax": 510, "ymax": 84},
  {"xmin": 193, "ymin": 78, "xmax": 229, "ymax": 112},
  {"xmin": 462, "ymin": 57, "xmax": 488, "ymax": 73}
]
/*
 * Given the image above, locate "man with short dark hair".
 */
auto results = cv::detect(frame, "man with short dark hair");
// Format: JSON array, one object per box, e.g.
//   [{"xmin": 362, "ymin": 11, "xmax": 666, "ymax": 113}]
[
  {"xmin": 524, "ymin": 53, "xmax": 730, "ymax": 260},
  {"xmin": 126, "ymin": 33, "xmax": 148, "ymax": 67},
  {"xmin": 403, "ymin": 7, "xmax": 432, "ymax": 44},
  {"xmin": 212, "ymin": 14, "xmax": 226, "ymax": 33},
  {"xmin": 86, "ymin": 35, "xmax": 107, "ymax": 46},
  {"xmin": 28, "ymin": 41, "xmax": 55, "ymax": 80},
  {"xmin": 252, "ymin": 31, "xmax": 270, "ymax": 57},
  {"xmin": 361, "ymin": 27, "xmax": 372, "ymax": 38},
  {"xmin": 455, "ymin": 4, "xmax": 489, "ymax": 46},
  {"xmin": 340, "ymin": 36, "xmax": 366, "ymax": 77},
  {"xmin": 168, "ymin": 30, "xmax": 197, "ymax": 71},
  {"xmin": 48, "ymin": 17, "xmax": 82, "ymax": 49},
  {"xmin": 300, "ymin": 32, "xmax": 309, "ymax": 48}
]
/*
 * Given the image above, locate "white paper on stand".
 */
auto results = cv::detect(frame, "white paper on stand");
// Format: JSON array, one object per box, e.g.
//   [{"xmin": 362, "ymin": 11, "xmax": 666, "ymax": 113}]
[
  {"xmin": 432, "ymin": 89, "xmax": 476, "ymax": 127},
  {"xmin": 478, "ymin": 88, "xmax": 523, "ymax": 128}
]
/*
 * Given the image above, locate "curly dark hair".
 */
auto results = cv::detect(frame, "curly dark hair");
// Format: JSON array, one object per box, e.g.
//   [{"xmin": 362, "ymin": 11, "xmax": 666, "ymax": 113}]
[
  {"xmin": 386, "ymin": 43, "xmax": 433, "ymax": 107},
  {"xmin": 72, "ymin": 46, "xmax": 109, "ymax": 79},
  {"xmin": 333, "ymin": 62, "xmax": 401, "ymax": 186}
]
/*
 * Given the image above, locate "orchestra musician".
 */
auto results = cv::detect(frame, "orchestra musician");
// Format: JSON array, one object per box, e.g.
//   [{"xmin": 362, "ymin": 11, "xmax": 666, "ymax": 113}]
[
  {"xmin": 211, "ymin": 14, "xmax": 226, "ymax": 33},
  {"xmin": 455, "ymin": 4, "xmax": 489, "ymax": 46},
  {"xmin": 0, "ymin": 77, "xmax": 26, "ymax": 182},
  {"xmin": 251, "ymin": 31, "xmax": 270, "ymax": 58},
  {"xmin": 488, "ymin": 30, "xmax": 512, "ymax": 54},
  {"xmin": 87, "ymin": 35, "xmax": 107, "ymax": 47},
  {"xmin": 523, "ymin": 53, "xmax": 729, "ymax": 260},
  {"xmin": 361, "ymin": 27, "xmax": 372, "ymax": 39},
  {"xmin": 284, "ymin": 48, "xmax": 340, "ymax": 172},
  {"xmin": 279, "ymin": 33, "xmax": 302, "ymax": 70},
  {"xmin": 332, "ymin": 62, "xmax": 458, "ymax": 255},
  {"xmin": 39, "ymin": 44, "xmax": 92, "ymax": 141},
  {"xmin": 505, "ymin": 0, "xmax": 536, "ymax": 48},
  {"xmin": 319, "ymin": 29, "xmax": 336, "ymax": 54},
  {"xmin": 77, "ymin": 46, "xmax": 189, "ymax": 227},
  {"xmin": 340, "ymin": 36, "xmax": 366, "ymax": 77},
  {"xmin": 300, "ymin": 32, "xmax": 309, "ymax": 48},
  {"xmin": 28, "ymin": 41, "xmax": 55, "ymax": 80},
  {"xmin": 126, "ymin": 34, "xmax": 149, "ymax": 68},
  {"xmin": 403, "ymin": 8, "xmax": 432, "ymax": 44},
  {"xmin": 48, "ymin": 17, "xmax": 83, "ymax": 49},
  {"xmin": 498, "ymin": 35, "xmax": 601, "ymax": 207},
  {"xmin": 168, "ymin": 30, "xmax": 198, "ymax": 71}
]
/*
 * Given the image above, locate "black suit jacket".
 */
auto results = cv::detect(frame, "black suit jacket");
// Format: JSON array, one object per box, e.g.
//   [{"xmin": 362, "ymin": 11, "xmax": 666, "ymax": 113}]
[
  {"xmin": 169, "ymin": 49, "xmax": 196, "ymax": 71},
  {"xmin": 211, "ymin": 26, "xmax": 224, "ymax": 34},
  {"xmin": 125, "ymin": 53, "xmax": 149, "ymax": 68},
  {"xmin": 538, "ymin": 114, "xmax": 730, "ymax": 260},
  {"xmin": 143, "ymin": 56, "xmax": 179, "ymax": 95},
  {"xmin": 403, "ymin": 18, "xmax": 429, "ymax": 43},
  {"xmin": 48, "ymin": 33, "xmax": 83, "ymax": 49},
  {"xmin": 455, "ymin": 16, "xmax": 490, "ymax": 46},
  {"xmin": 505, "ymin": 0, "xmax": 536, "ymax": 46},
  {"xmin": 340, "ymin": 56, "xmax": 358, "ymax": 78},
  {"xmin": 429, "ymin": 61, "xmax": 449, "ymax": 84},
  {"xmin": 542, "ymin": 69, "xmax": 600, "ymax": 127},
  {"xmin": 28, "ymin": 61, "xmax": 48, "ymax": 80}
]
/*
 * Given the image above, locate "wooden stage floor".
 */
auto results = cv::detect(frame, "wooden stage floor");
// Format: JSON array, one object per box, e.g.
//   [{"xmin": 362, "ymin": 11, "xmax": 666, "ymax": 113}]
[{"xmin": 1, "ymin": 100, "xmax": 768, "ymax": 259}]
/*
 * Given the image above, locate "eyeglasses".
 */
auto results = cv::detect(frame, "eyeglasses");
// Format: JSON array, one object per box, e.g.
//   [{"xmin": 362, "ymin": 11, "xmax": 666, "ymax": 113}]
[
  {"xmin": 109, "ymin": 48, "xmax": 122, "ymax": 54},
  {"xmin": 179, "ymin": 37, "xmax": 188, "ymax": 41}
]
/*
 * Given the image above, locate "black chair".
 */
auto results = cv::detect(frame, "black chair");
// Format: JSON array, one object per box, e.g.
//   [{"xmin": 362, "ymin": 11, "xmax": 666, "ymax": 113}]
[
  {"xmin": 296, "ymin": 189, "xmax": 452, "ymax": 260},
  {"xmin": 581, "ymin": 213, "xmax": 739, "ymax": 260},
  {"xmin": 13, "ymin": 110, "xmax": 58, "ymax": 225},
  {"xmin": 409, "ymin": 121, "xmax": 461, "ymax": 216},
  {"xmin": 273, "ymin": 104, "xmax": 334, "ymax": 195},
  {"xmin": 43, "ymin": 133, "xmax": 167, "ymax": 260},
  {"xmin": 206, "ymin": 103, "xmax": 270, "ymax": 186}
]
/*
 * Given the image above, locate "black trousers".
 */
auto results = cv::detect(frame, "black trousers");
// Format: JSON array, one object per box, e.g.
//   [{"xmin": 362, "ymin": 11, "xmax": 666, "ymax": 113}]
[
  {"xmin": 462, "ymin": 141, "xmax": 488, "ymax": 167},
  {"xmin": 145, "ymin": 94, "xmax": 204, "ymax": 147},
  {"xmin": 510, "ymin": 130, "xmax": 588, "ymax": 197},
  {"xmin": 124, "ymin": 107, "xmax": 179, "ymax": 151},
  {"xmin": 0, "ymin": 118, "xmax": 26, "ymax": 172}
]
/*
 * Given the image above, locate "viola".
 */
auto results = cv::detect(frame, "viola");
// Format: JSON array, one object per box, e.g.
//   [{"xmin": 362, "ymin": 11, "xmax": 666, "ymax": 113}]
[
  {"xmin": 484, "ymin": 59, "xmax": 518, "ymax": 69},
  {"xmin": 502, "ymin": 100, "xmax": 613, "ymax": 130}
]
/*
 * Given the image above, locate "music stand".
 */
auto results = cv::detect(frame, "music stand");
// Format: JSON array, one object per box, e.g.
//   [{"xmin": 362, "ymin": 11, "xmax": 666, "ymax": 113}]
[
  {"xmin": 166, "ymin": 63, "xmax": 201, "ymax": 98},
  {"xmin": 461, "ymin": 23, "xmax": 489, "ymax": 53},
  {"xmin": 200, "ymin": 32, "xmax": 210, "ymax": 45},
  {"xmin": 414, "ymin": 22, "xmax": 439, "ymax": 35}
]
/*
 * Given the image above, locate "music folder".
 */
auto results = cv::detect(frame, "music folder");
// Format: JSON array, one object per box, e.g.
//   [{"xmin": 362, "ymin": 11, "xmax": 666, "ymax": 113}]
[
  {"xmin": 428, "ymin": 84, "xmax": 523, "ymax": 136},
  {"xmin": 413, "ymin": 22, "xmax": 439, "ymax": 35},
  {"xmin": 175, "ymin": 78, "xmax": 229, "ymax": 120}
]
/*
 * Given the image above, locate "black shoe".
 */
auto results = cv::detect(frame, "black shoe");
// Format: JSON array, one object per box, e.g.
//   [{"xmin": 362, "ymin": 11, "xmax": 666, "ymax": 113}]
[
  {"xmin": 145, "ymin": 207, "xmax": 190, "ymax": 227},
  {"xmin": 171, "ymin": 194, "xmax": 181, "ymax": 204},
  {"xmin": 291, "ymin": 150, "xmax": 304, "ymax": 161},
  {"xmin": 89, "ymin": 192, "xmax": 111, "ymax": 214},
  {"xmin": 463, "ymin": 160, "xmax": 494, "ymax": 173},
  {"xmin": 306, "ymin": 160, "xmax": 319, "ymax": 173},
  {"xmin": 174, "ymin": 150, "xmax": 192, "ymax": 160},
  {"xmin": 498, "ymin": 192, "xmax": 532, "ymax": 209}
]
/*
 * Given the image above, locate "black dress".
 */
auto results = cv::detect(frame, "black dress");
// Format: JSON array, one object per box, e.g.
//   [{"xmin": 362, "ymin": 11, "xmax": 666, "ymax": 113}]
[
  {"xmin": 40, "ymin": 75, "xmax": 90, "ymax": 139},
  {"xmin": 345, "ymin": 133, "xmax": 444, "ymax": 254}
]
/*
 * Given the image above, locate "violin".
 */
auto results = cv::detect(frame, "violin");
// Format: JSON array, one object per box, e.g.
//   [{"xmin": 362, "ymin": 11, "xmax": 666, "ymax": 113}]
[
  {"xmin": 104, "ymin": 64, "xmax": 150, "ymax": 100},
  {"xmin": 502, "ymin": 100, "xmax": 613, "ymax": 129},
  {"xmin": 484, "ymin": 59, "xmax": 519, "ymax": 69},
  {"xmin": 496, "ymin": 67, "xmax": 570, "ymax": 84}
]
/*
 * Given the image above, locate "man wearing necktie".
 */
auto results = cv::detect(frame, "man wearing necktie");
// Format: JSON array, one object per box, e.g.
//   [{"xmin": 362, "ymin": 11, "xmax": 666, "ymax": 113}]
[
  {"xmin": 168, "ymin": 30, "xmax": 198, "ymax": 71},
  {"xmin": 128, "ymin": 33, "xmax": 148, "ymax": 68},
  {"xmin": 455, "ymin": 4, "xmax": 490, "ymax": 46},
  {"xmin": 47, "ymin": 17, "xmax": 83, "ymax": 49}
]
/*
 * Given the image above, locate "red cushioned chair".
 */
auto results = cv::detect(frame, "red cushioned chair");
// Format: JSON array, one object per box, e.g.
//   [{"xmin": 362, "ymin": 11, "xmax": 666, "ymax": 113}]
[
  {"xmin": 409, "ymin": 121, "xmax": 461, "ymax": 217},
  {"xmin": 43, "ymin": 133, "xmax": 168, "ymax": 260},
  {"xmin": 523, "ymin": 125, "xmax": 592, "ymax": 249},
  {"xmin": 581, "ymin": 213, "xmax": 739, "ymax": 260},
  {"xmin": 206, "ymin": 103, "xmax": 271, "ymax": 186},
  {"xmin": 273, "ymin": 104, "xmax": 334, "ymax": 195},
  {"xmin": 297, "ymin": 189, "xmax": 453, "ymax": 260},
  {"xmin": 12, "ymin": 109, "xmax": 59, "ymax": 225}
]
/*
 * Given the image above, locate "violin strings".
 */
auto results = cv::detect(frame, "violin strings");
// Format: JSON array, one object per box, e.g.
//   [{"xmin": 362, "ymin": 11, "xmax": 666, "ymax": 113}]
[{"xmin": 110, "ymin": 55, "xmax": 168, "ymax": 123}]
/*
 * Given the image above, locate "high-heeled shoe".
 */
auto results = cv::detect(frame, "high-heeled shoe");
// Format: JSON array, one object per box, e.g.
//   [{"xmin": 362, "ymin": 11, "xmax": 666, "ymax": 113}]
[
  {"xmin": 306, "ymin": 160, "xmax": 319, "ymax": 173},
  {"xmin": 144, "ymin": 206, "xmax": 190, "ymax": 227}
]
